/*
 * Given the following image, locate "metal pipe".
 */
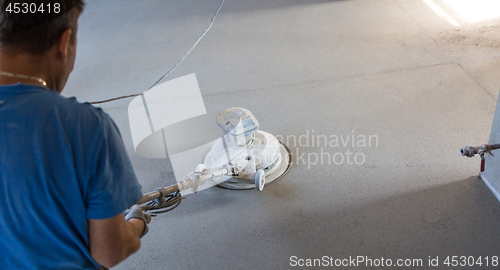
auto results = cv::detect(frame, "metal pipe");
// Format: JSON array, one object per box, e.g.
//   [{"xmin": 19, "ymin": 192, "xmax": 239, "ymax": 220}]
[
  {"xmin": 137, "ymin": 167, "xmax": 230, "ymax": 205},
  {"xmin": 460, "ymin": 144, "xmax": 500, "ymax": 157},
  {"xmin": 138, "ymin": 185, "xmax": 179, "ymax": 205},
  {"xmin": 461, "ymin": 143, "xmax": 500, "ymax": 173}
]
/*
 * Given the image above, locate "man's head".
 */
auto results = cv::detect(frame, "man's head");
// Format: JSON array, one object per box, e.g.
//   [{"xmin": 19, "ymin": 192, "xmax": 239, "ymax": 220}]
[
  {"xmin": 0, "ymin": 0, "xmax": 85, "ymax": 92},
  {"xmin": 0, "ymin": 0, "xmax": 84, "ymax": 54}
]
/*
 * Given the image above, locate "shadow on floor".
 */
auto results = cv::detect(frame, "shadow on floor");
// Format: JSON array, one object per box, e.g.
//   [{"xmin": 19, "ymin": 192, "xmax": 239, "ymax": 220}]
[{"xmin": 266, "ymin": 176, "xmax": 500, "ymax": 267}]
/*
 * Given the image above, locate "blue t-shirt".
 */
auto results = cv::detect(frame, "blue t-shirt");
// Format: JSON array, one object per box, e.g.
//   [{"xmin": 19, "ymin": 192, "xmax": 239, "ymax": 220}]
[{"xmin": 0, "ymin": 84, "xmax": 143, "ymax": 269}]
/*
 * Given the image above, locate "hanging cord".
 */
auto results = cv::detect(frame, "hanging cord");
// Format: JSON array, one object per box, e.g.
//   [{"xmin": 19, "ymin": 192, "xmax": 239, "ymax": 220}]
[{"xmin": 90, "ymin": 0, "xmax": 226, "ymax": 105}]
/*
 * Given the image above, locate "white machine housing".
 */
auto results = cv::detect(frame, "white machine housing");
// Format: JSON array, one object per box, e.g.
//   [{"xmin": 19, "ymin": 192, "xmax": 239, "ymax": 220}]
[{"xmin": 202, "ymin": 108, "xmax": 291, "ymax": 190}]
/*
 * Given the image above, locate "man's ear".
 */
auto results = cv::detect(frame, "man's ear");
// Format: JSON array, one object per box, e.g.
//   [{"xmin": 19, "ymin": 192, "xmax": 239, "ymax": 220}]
[{"xmin": 57, "ymin": 29, "xmax": 73, "ymax": 62}]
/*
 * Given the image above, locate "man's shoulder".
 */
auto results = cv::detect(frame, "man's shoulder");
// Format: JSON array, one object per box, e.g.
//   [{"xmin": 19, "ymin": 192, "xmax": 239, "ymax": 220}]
[
  {"xmin": 29, "ymin": 87, "xmax": 120, "ymax": 143},
  {"xmin": 50, "ymin": 91, "xmax": 115, "ymax": 130},
  {"xmin": 1, "ymin": 83, "xmax": 111, "ymax": 123}
]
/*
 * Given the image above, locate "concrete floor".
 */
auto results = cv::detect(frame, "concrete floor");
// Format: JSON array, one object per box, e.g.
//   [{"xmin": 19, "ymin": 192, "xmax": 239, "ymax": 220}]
[{"xmin": 63, "ymin": 0, "xmax": 500, "ymax": 269}]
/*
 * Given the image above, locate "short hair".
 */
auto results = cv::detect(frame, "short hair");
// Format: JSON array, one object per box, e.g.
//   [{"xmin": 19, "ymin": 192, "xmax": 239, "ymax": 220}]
[{"xmin": 0, "ymin": 0, "xmax": 85, "ymax": 55}]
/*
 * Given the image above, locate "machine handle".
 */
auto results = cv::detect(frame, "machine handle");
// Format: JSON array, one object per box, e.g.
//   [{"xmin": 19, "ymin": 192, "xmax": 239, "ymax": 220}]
[
  {"xmin": 137, "ymin": 167, "xmax": 230, "ymax": 205},
  {"xmin": 138, "ymin": 185, "xmax": 179, "ymax": 205}
]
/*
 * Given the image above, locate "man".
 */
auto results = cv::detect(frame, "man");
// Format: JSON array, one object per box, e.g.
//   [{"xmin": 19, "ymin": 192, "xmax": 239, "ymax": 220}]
[{"xmin": 0, "ymin": 1, "xmax": 149, "ymax": 269}]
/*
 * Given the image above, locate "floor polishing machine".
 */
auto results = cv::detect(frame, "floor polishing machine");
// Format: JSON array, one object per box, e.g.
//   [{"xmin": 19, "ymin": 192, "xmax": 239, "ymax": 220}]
[{"xmin": 136, "ymin": 108, "xmax": 293, "ymax": 214}]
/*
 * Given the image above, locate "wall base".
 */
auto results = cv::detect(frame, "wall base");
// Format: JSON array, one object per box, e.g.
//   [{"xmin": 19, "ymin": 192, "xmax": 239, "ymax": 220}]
[{"xmin": 480, "ymin": 173, "xmax": 500, "ymax": 203}]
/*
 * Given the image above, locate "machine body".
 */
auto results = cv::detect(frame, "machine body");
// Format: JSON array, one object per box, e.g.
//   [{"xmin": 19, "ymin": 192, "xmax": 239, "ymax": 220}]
[{"xmin": 137, "ymin": 108, "xmax": 293, "ymax": 213}]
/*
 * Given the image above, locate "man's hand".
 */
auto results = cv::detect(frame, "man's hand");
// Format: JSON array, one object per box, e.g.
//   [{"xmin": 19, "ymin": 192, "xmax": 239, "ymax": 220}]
[
  {"xmin": 88, "ymin": 206, "xmax": 151, "ymax": 268},
  {"xmin": 125, "ymin": 205, "xmax": 151, "ymax": 237}
]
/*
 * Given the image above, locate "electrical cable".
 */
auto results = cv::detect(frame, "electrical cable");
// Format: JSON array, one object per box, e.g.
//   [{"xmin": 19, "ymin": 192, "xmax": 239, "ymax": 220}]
[
  {"xmin": 141, "ymin": 190, "xmax": 184, "ymax": 214},
  {"xmin": 90, "ymin": 0, "xmax": 225, "ymax": 105}
]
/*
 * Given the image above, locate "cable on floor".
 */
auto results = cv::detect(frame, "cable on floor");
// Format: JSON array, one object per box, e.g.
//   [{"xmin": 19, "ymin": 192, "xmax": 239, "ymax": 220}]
[{"xmin": 90, "ymin": 0, "xmax": 225, "ymax": 105}]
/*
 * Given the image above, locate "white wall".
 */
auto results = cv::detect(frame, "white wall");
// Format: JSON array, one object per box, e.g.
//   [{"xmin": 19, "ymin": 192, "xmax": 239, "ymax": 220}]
[{"xmin": 482, "ymin": 91, "xmax": 500, "ymax": 201}]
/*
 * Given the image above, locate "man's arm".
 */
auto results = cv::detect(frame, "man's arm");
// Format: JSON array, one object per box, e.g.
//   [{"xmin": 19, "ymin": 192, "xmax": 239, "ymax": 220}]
[{"xmin": 88, "ymin": 214, "xmax": 145, "ymax": 268}]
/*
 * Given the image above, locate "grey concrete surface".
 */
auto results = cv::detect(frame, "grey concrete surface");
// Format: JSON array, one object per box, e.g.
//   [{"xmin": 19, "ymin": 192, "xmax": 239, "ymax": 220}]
[{"xmin": 62, "ymin": 0, "xmax": 500, "ymax": 269}]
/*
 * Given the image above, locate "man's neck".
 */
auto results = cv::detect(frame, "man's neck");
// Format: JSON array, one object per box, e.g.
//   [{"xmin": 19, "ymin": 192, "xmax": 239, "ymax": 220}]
[{"xmin": 0, "ymin": 49, "xmax": 56, "ymax": 90}]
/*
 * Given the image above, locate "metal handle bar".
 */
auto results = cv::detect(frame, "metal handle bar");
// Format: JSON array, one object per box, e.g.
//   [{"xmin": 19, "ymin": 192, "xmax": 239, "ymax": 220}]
[{"xmin": 137, "ymin": 167, "xmax": 230, "ymax": 205}]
